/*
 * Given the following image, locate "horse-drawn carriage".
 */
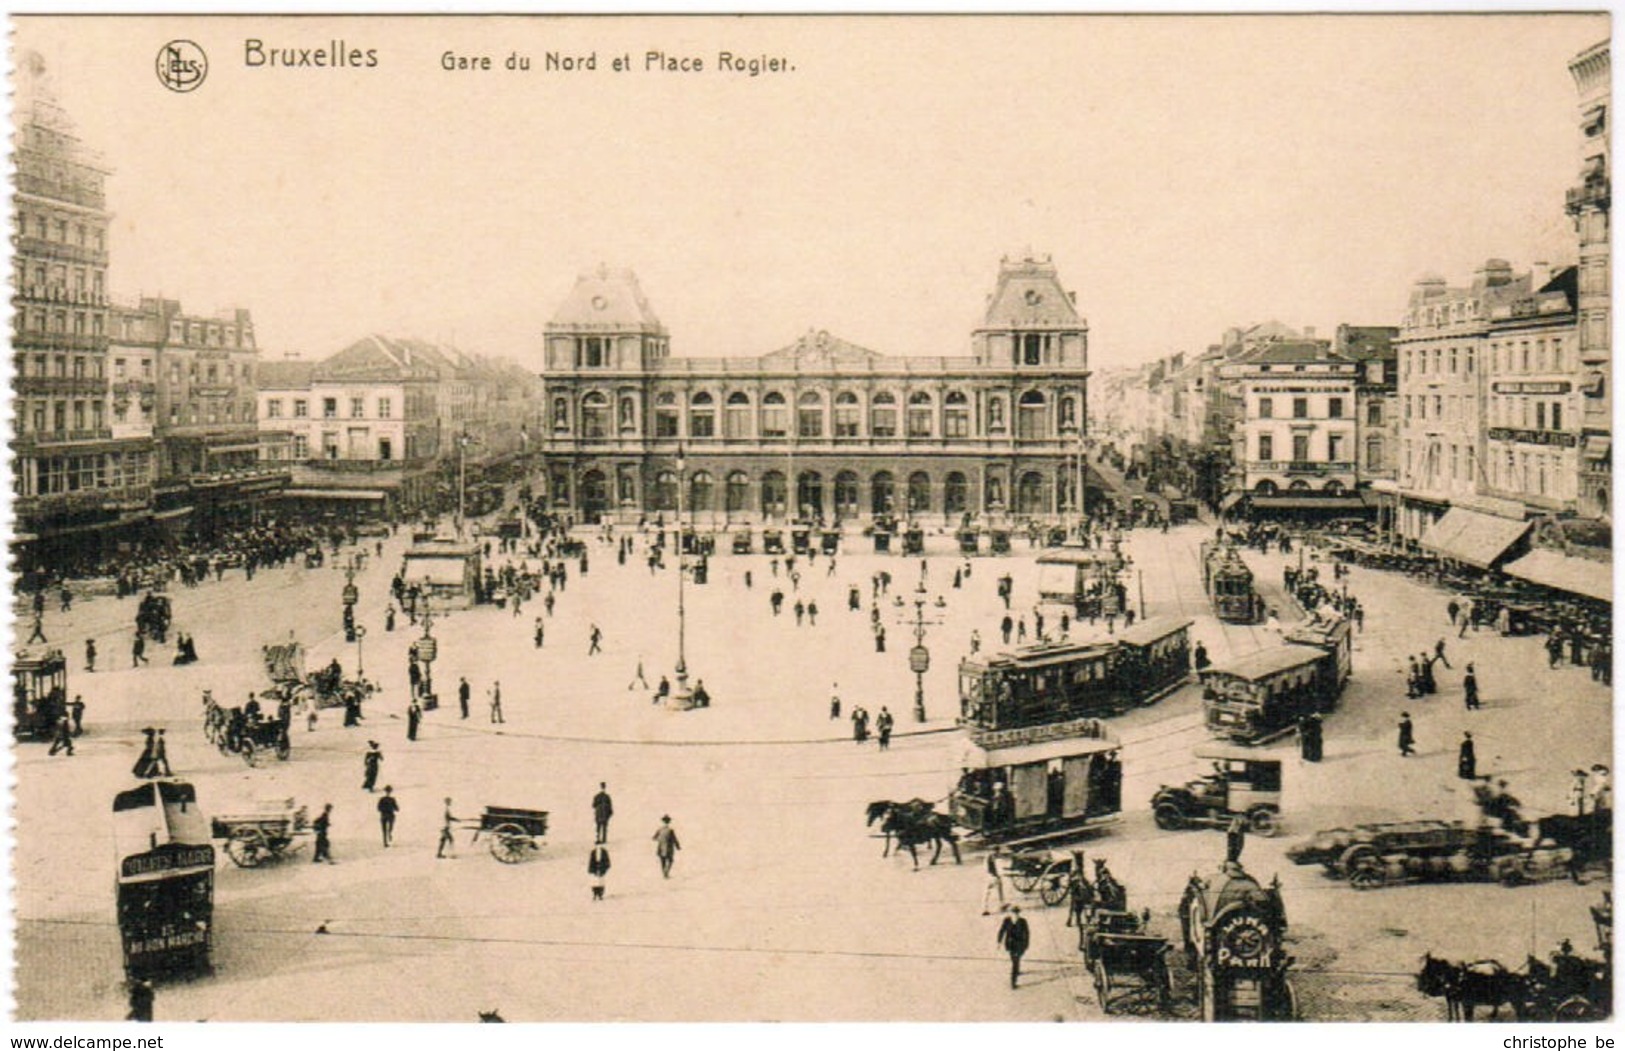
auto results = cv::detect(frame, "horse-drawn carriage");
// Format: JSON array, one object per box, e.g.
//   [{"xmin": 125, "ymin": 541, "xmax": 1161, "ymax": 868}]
[
  {"xmin": 263, "ymin": 639, "xmax": 376, "ymax": 714},
  {"xmin": 211, "ymin": 798, "xmax": 310, "ymax": 866},
  {"xmin": 949, "ymin": 727, "xmax": 1123, "ymax": 847},
  {"xmin": 1418, "ymin": 900, "xmax": 1612, "ymax": 1022},
  {"xmin": 136, "ymin": 592, "xmax": 172, "ymax": 643},
  {"xmin": 1082, "ymin": 908, "xmax": 1174, "ymax": 1015},
  {"xmin": 731, "ymin": 529, "xmax": 754, "ymax": 555}
]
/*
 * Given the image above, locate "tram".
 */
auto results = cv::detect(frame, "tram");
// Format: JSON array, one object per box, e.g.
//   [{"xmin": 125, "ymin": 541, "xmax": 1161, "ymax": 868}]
[
  {"xmin": 11, "ymin": 647, "xmax": 67, "ymax": 741},
  {"xmin": 1035, "ymin": 548, "xmax": 1127, "ymax": 619},
  {"xmin": 1201, "ymin": 617, "xmax": 1352, "ymax": 744},
  {"xmin": 1201, "ymin": 541, "xmax": 1263, "ymax": 623},
  {"xmin": 949, "ymin": 725, "xmax": 1123, "ymax": 844},
  {"xmin": 113, "ymin": 780, "xmax": 215, "ymax": 981},
  {"xmin": 958, "ymin": 617, "xmax": 1193, "ymax": 731}
]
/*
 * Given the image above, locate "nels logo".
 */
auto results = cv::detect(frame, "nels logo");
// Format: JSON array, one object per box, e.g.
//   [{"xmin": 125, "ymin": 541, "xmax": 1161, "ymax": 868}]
[{"xmin": 156, "ymin": 40, "xmax": 208, "ymax": 93}]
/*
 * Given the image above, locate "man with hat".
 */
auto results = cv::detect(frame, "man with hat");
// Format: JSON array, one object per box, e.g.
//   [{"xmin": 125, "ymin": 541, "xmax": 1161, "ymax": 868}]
[
  {"xmin": 1397, "ymin": 713, "xmax": 1415, "ymax": 757},
  {"xmin": 652, "ymin": 815, "xmax": 681, "ymax": 878},
  {"xmin": 996, "ymin": 904, "xmax": 1031, "ymax": 989},
  {"xmin": 1457, "ymin": 732, "xmax": 1476, "ymax": 780},
  {"xmin": 377, "ymin": 786, "xmax": 399, "ymax": 847}
]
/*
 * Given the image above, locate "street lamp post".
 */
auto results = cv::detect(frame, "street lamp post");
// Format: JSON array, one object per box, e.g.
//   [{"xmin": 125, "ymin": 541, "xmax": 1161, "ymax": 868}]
[
  {"xmin": 354, "ymin": 624, "xmax": 367, "ymax": 677},
  {"xmin": 899, "ymin": 579, "xmax": 944, "ymax": 723},
  {"xmin": 670, "ymin": 448, "xmax": 694, "ymax": 709},
  {"xmin": 455, "ymin": 432, "xmax": 470, "ymax": 538}
]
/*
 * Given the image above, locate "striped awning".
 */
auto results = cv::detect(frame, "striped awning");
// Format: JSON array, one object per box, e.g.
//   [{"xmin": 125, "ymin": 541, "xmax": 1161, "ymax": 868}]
[{"xmin": 1420, "ymin": 507, "xmax": 1530, "ymax": 570}]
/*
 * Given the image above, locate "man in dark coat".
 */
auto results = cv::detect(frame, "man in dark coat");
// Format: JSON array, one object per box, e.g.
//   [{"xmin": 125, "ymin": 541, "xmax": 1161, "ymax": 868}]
[
  {"xmin": 588, "ymin": 845, "xmax": 611, "ymax": 901},
  {"xmin": 377, "ymin": 786, "xmax": 399, "ymax": 847},
  {"xmin": 653, "ymin": 816, "xmax": 681, "ymax": 877},
  {"xmin": 407, "ymin": 701, "xmax": 422, "ymax": 741},
  {"xmin": 458, "ymin": 676, "xmax": 471, "ymax": 719},
  {"xmin": 592, "ymin": 783, "xmax": 614, "ymax": 844},
  {"xmin": 1463, "ymin": 663, "xmax": 1480, "ymax": 710},
  {"xmin": 312, "ymin": 803, "xmax": 334, "ymax": 863},
  {"xmin": 997, "ymin": 905, "xmax": 1031, "ymax": 989},
  {"xmin": 1457, "ymin": 732, "xmax": 1477, "ymax": 780},
  {"xmin": 1398, "ymin": 713, "xmax": 1416, "ymax": 757}
]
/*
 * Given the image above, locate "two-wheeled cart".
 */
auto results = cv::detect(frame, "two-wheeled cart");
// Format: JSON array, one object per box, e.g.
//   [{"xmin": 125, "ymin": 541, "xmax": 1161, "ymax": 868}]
[
  {"xmin": 211, "ymin": 799, "xmax": 310, "ymax": 867},
  {"xmin": 471, "ymin": 805, "xmax": 549, "ymax": 864}
]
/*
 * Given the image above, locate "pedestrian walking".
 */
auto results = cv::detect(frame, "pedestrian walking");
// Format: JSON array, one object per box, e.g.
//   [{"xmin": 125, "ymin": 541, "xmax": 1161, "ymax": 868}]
[
  {"xmin": 653, "ymin": 815, "xmax": 681, "ymax": 877},
  {"xmin": 153, "ymin": 729, "xmax": 171, "ymax": 775},
  {"xmin": 407, "ymin": 700, "xmax": 422, "ymax": 741},
  {"xmin": 852, "ymin": 706, "xmax": 869, "ymax": 744},
  {"xmin": 1463, "ymin": 663, "xmax": 1480, "ymax": 710},
  {"xmin": 70, "ymin": 694, "xmax": 85, "ymax": 736},
  {"xmin": 48, "ymin": 713, "xmax": 74, "ymax": 756},
  {"xmin": 126, "ymin": 979, "xmax": 155, "ymax": 1023},
  {"xmin": 489, "ymin": 681, "xmax": 504, "ymax": 723},
  {"xmin": 1225, "ymin": 813, "xmax": 1246, "ymax": 863},
  {"xmin": 1398, "ymin": 713, "xmax": 1415, "ymax": 757},
  {"xmin": 1447, "ymin": 598, "xmax": 1461, "ymax": 625},
  {"xmin": 588, "ymin": 845, "xmax": 611, "ymax": 900},
  {"xmin": 377, "ymin": 786, "xmax": 399, "ymax": 847},
  {"xmin": 312, "ymin": 803, "xmax": 334, "ymax": 863},
  {"xmin": 874, "ymin": 625, "xmax": 886, "ymax": 652},
  {"xmin": 132, "ymin": 634, "xmax": 147, "ymax": 667},
  {"xmin": 458, "ymin": 676, "xmax": 471, "ymax": 719},
  {"xmin": 876, "ymin": 706, "xmax": 894, "ymax": 750},
  {"xmin": 85, "ymin": 638, "xmax": 96, "ymax": 673},
  {"xmin": 980, "ymin": 847, "xmax": 1005, "ymax": 914},
  {"xmin": 1434, "ymin": 638, "xmax": 1452, "ymax": 669},
  {"xmin": 829, "ymin": 685, "xmax": 841, "ymax": 720},
  {"xmin": 1016, "ymin": 617, "xmax": 1027, "ymax": 643},
  {"xmin": 589, "ymin": 624, "xmax": 603, "ymax": 655},
  {"xmin": 628, "ymin": 657, "xmax": 648, "ymax": 690},
  {"xmin": 592, "ymin": 782, "xmax": 614, "ymax": 843},
  {"xmin": 534, "ymin": 617, "xmax": 545, "ymax": 649},
  {"xmin": 437, "ymin": 798, "xmax": 460, "ymax": 858},
  {"xmin": 1194, "ymin": 641, "xmax": 1211, "ymax": 671},
  {"xmin": 997, "ymin": 905, "xmax": 1031, "ymax": 989},
  {"xmin": 362, "ymin": 741, "xmax": 383, "ymax": 791},
  {"xmin": 1000, "ymin": 615, "xmax": 1013, "ymax": 645},
  {"xmin": 794, "ymin": 600, "xmax": 805, "ymax": 626},
  {"xmin": 131, "ymin": 727, "xmax": 157, "ymax": 777},
  {"xmin": 807, "ymin": 600, "xmax": 819, "ymax": 626},
  {"xmin": 1457, "ymin": 732, "xmax": 1476, "ymax": 780},
  {"xmin": 27, "ymin": 611, "xmax": 47, "ymax": 645}
]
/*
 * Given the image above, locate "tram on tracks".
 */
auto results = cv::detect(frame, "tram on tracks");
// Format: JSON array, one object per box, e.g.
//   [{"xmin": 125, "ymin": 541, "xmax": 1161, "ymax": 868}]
[
  {"xmin": 1035, "ymin": 547, "xmax": 1128, "ymax": 620},
  {"xmin": 1201, "ymin": 540, "xmax": 1263, "ymax": 624},
  {"xmin": 113, "ymin": 780, "xmax": 215, "ymax": 981},
  {"xmin": 949, "ymin": 723, "xmax": 1124, "ymax": 846},
  {"xmin": 958, "ymin": 617, "xmax": 1193, "ymax": 731},
  {"xmin": 1201, "ymin": 617, "xmax": 1352, "ymax": 744},
  {"xmin": 12, "ymin": 647, "xmax": 67, "ymax": 741}
]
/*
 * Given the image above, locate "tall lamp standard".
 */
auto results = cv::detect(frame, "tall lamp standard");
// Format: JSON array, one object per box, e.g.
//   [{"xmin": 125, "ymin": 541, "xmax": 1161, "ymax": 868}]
[
  {"xmin": 354, "ymin": 624, "xmax": 367, "ymax": 678},
  {"xmin": 898, "ymin": 578, "xmax": 945, "ymax": 723},
  {"xmin": 669, "ymin": 447, "xmax": 694, "ymax": 709},
  {"xmin": 454, "ymin": 430, "xmax": 473, "ymax": 538}
]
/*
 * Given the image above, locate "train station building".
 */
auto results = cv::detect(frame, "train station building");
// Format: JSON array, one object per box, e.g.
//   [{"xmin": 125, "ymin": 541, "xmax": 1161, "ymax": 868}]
[{"xmin": 536, "ymin": 254, "xmax": 1105, "ymax": 526}]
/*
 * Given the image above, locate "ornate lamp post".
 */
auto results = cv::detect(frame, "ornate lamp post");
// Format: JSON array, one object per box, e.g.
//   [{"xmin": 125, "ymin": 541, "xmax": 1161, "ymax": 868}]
[
  {"xmin": 455, "ymin": 431, "xmax": 471, "ymax": 538},
  {"xmin": 412, "ymin": 592, "xmax": 439, "ymax": 709},
  {"xmin": 669, "ymin": 447, "xmax": 695, "ymax": 709},
  {"xmin": 898, "ymin": 578, "xmax": 945, "ymax": 723},
  {"xmin": 354, "ymin": 624, "xmax": 367, "ymax": 678},
  {"xmin": 341, "ymin": 560, "xmax": 359, "ymax": 641}
]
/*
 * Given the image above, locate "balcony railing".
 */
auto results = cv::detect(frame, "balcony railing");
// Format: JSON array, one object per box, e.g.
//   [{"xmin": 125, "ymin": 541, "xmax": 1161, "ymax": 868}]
[
  {"xmin": 13, "ymin": 332, "xmax": 108, "ymax": 353},
  {"xmin": 15, "ymin": 483, "xmax": 152, "ymax": 516},
  {"xmin": 12, "ymin": 427, "xmax": 117, "ymax": 448},
  {"xmin": 15, "ymin": 173, "xmax": 106, "ymax": 210},
  {"xmin": 16, "ymin": 375, "xmax": 109, "ymax": 397},
  {"xmin": 12, "ymin": 237, "xmax": 109, "ymax": 267}
]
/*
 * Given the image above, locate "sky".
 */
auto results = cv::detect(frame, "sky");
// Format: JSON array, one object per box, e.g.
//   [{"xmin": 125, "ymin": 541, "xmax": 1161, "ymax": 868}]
[{"xmin": 13, "ymin": 13, "xmax": 1609, "ymax": 374}]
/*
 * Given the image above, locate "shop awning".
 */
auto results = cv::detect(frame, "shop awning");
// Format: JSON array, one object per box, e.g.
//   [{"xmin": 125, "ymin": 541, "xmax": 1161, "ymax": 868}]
[
  {"xmin": 1502, "ymin": 549, "xmax": 1614, "ymax": 603},
  {"xmin": 1419, "ymin": 507, "xmax": 1530, "ymax": 569},
  {"xmin": 1584, "ymin": 436, "xmax": 1612, "ymax": 462},
  {"xmin": 277, "ymin": 488, "xmax": 387, "ymax": 501},
  {"xmin": 1219, "ymin": 492, "xmax": 1248, "ymax": 514},
  {"xmin": 1250, "ymin": 496, "xmax": 1370, "ymax": 511}
]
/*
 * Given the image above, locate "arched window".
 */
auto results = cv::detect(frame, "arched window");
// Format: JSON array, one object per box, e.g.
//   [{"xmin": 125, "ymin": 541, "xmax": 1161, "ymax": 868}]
[
  {"xmin": 1016, "ymin": 471, "xmax": 1045, "ymax": 514},
  {"xmin": 581, "ymin": 392, "xmax": 609, "ymax": 439},
  {"xmin": 1254, "ymin": 479, "xmax": 1278, "ymax": 496},
  {"xmin": 797, "ymin": 471, "xmax": 823, "ymax": 518},
  {"xmin": 654, "ymin": 391, "xmax": 679, "ymax": 437},
  {"xmin": 726, "ymin": 470, "xmax": 750, "ymax": 513},
  {"xmin": 871, "ymin": 470, "xmax": 895, "ymax": 515},
  {"xmin": 724, "ymin": 392, "xmax": 751, "ymax": 439},
  {"xmin": 906, "ymin": 391, "xmax": 933, "ymax": 438},
  {"xmin": 907, "ymin": 471, "xmax": 932, "ymax": 513},
  {"xmin": 652, "ymin": 469, "xmax": 678, "ymax": 511},
  {"xmin": 1324, "ymin": 479, "xmax": 1345, "ymax": 494},
  {"xmin": 690, "ymin": 470, "xmax": 714, "ymax": 511},
  {"xmin": 689, "ymin": 391, "xmax": 715, "ymax": 438},
  {"xmin": 870, "ymin": 392, "xmax": 898, "ymax": 438},
  {"xmin": 1017, "ymin": 390, "xmax": 1047, "ymax": 439},
  {"xmin": 944, "ymin": 471, "xmax": 968, "ymax": 515},
  {"xmin": 1288, "ymin": 479, "xmax": 1311, "ymax": 491},
  {"xmin": 834, "ymin": 391, "xmax": 860, "ymax": 437},
  {"xmin": 761, "ymin": 470, "xmax": 787, "ymax": 515},
  {"xmin": 761, "ymin": 392, "xmax": 788, "ymax": 438},
  {"xmin": 944, "ymin": 391, "xmax": 970, "ymax": 438},
  {"xmin": 797, "ymin": 390, "xmax": 824, "ymax": 439},
  {"xmin": 834, "ymin": 470, "xmax": 859, "ymax": 518}
]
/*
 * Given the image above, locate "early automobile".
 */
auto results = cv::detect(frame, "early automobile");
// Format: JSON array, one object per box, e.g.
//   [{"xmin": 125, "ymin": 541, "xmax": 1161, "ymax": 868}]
[{"xmin": 1151, "ymin": 749, "xmax": 1282, "ymax": 836}]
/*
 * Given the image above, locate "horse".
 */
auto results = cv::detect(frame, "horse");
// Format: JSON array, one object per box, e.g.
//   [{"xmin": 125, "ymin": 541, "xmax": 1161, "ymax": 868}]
[
  {"xmin": 1092, "ymin": 858, "xmax": 1127, "ymax": 912},
  {"xmin": 864, "ymin": 800, "xmax": 962, "ymax": 869},
  {"xmin": 1532, "ymin": 812, "xmax": 1612, "ymax": 876},
  {"xmin": 1416, "ymin": 953, "xmax": 1527, "ymax": 1021}
]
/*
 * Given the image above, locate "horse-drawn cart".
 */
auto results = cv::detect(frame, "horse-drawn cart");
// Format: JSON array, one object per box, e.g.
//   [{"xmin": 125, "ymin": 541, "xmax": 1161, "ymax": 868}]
[
  {"xmin": 1081, "ymin": 911, "xmax": 1174, "ymax": 1015},
  {"xmin": 470, "ymin": 806, "xmax": 549, "ymax": 863},
  {"xmin": 211, "ymin": 799, "xmax": 310, "ymax": 867}
]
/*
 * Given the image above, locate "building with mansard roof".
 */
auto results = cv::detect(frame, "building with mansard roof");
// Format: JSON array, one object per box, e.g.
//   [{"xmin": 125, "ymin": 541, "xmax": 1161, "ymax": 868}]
[{"xmin": 535, "ymin": 256, "xmax": 1098, "ymax": 525}]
